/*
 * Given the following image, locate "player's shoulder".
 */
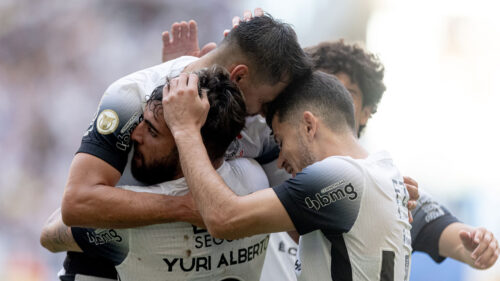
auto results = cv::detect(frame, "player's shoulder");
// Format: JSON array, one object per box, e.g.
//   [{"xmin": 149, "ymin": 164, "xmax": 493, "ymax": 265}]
[
  {"xmin": 304, "ymin": 155, "xmax": 364, "ymax": 179},
  {"xmin": 224, "ymin": 158, "xmax": 269, "ymax": 193}
]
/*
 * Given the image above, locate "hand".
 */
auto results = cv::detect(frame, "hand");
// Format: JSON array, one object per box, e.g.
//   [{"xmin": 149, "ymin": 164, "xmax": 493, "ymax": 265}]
[
  {"xmin": 459, "ymin": 227, "xmax": 499, "ymax": 269},
  {"xmin": 162, "ymin": 20, "xmax": 216, "ymax": 62},
  {"xmin": 403, "ymin": 176, "xmax": 419, "ymax": 223},
  {"xmin": 162, "ymin": 73, "xmax": 210, "ymax": 136},
  {"xmin": 223, "ymin": 8, "xmax": 264, "ymax": 37}
]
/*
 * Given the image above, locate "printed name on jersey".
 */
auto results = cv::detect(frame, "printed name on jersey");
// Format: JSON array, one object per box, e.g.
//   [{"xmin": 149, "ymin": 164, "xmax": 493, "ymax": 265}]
[
  {"xmin": 85, "ymin": 229, "xmax": 123, "ymax": 245},
  {"xmin": 97, "ymin": 109, "xmax": 119, "ymax": 135},
  {"xmin": 305, "ymin": 182, "xmax": 358, "ymax": 211},
  {"xmin": 162, "ymin": 235, "xmax": 269, "ymax": 273}
]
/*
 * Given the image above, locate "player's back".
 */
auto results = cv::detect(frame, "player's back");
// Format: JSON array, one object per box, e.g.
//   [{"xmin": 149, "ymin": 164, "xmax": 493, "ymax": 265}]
[
  {"xmin": 295, "ymin": 151, "xmax": 412, "ymax": 281},
  {"xmin": 116, "ymin": 158, "xmax": 270, "ymax": 281}
]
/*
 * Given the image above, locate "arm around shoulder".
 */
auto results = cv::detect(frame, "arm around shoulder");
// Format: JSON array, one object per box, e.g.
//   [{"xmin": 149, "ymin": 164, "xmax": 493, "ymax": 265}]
[{"xmin": 61, "ymin": 153, "xmax": 199, "ymax": 228}]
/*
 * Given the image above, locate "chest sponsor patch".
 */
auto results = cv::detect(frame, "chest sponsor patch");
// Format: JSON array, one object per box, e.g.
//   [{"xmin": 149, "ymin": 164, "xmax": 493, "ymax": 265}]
[{"xmin": 97, "ymin": 109, "xmax": 119, "ymax": 135}]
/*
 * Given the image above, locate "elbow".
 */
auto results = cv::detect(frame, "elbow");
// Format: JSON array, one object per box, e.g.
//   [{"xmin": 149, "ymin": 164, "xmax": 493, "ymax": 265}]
[
  {"xmin": 61, "ymin": 187, "xmax": 84, "ymax": 226},
  {"xmin": 40, "ymin": 228, "xmax": 58, "ymax": 253},
  {"xmin": 204, "ymin": 211, "xmax": 240, "ymax": 240}
]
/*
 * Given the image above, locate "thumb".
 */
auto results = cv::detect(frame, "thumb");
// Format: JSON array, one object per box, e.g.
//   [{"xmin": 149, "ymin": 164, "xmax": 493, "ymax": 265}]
[{"xmin": 459, "ymin": 230, "xmax": 475, "ymax": 250}]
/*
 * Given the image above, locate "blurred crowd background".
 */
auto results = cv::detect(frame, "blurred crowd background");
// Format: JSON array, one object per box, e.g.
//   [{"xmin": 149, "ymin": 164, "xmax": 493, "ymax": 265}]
[{"xmin": 0, "ymin": 0, "xmax": 498, "ymax": 280}]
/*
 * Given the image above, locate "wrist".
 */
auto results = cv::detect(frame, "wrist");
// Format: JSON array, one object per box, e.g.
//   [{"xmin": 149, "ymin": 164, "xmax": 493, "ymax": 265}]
[{"xmin": 171, "ymin": 126, "xmax": 201, "ymax": 140}]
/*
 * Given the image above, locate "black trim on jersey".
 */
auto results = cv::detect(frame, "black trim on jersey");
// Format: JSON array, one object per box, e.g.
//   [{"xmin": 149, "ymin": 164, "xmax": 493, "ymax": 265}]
[
  {"xmin": 77, "ymin": 141, "xmax": 129, "ymax": 174},
  {"xmin": 60, "ymin": 252, "xmax": 117, "ymax": 281},
  {"xmin": 412, "ymin": 214, "xmax": 460, "ymax": 263},
  {"xmin": 323, "ymin": 231, "xmax": 352, "ymax": 281},
  {"xmin": 72, "ymin": 227, "xmax": 125, "ymax": 265},
  {"xmin": 380, "ymin": 251, "xmax": 395, "ymax": 281}
]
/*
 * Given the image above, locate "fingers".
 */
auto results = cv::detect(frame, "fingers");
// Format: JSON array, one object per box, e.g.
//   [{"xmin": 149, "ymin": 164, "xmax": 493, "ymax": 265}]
[
  {"xmin": 406, "ymin": 185, "xmax": 419, "ymax": 204},
  {"xmin": 232, "ymin": 16, "xmax": 241, "ymax": 28},
  {"xmin": 471, "ymin": 229, "xmax": 490, "ymax": 259},
  {"xmin": 407, "ymin": 200, "xmax": 417, "ymax": 210},
  {"xmin": 162, "ymin": 31, "xmax": 170, "ymax": 45},
  {"xmin": 243, "ymin": 10, "xmax": 252, "ymax": 21},
  {"xmin": 403, "ymin": 175, "xmax": 419, "ymax": 205},
  {"xmin": 254, "ymin": 8, "xmax": 264, "ymax": 17},
  {"xmin": 172, "ymin": 22, "xmax": 180, "ymax": 39},
  {"xmin": 187, "ymin": 73, "xmax": 199, "ymax": 89},
  {"xmin": 408, "ymin": 211, "xmax": 413, "ymax": 224},
  {"xmin": 474, "ymin": 228, "xmax": 486, "ymax": 244},
  {"xmin": 223, "ymin": 29, "xmax": 230, "ymax": 37},
  {"xmin": 474, "ymin": 238, "xmax": 498, "ymax": 269},
  {"xmin": 188, "ymin": 20, "xmax": 198, "ymax": 41},
  {"xmin": 180, "ymin": 21, "xmax": 189, "ymax": 39},
  {"xmin": 403, "ymin": 176, "xmax": 418, "ymax": 189}
]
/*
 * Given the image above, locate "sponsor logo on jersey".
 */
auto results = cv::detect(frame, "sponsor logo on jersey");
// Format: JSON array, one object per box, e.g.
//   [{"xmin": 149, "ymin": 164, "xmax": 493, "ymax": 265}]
[
  {"xmin": 305, "ymin": 182, "xmax": 358, "ymax": 211},
  {"xmin": 86, "ymin": 229, "xmax": 123, "ymax": 245},
  {"xmin": 225, "ymin": 139, "xmax": 243, "ymax": 159},
  {"xmin": 97, "ymin": 109, "xmax": 119, "ymax": 135}
]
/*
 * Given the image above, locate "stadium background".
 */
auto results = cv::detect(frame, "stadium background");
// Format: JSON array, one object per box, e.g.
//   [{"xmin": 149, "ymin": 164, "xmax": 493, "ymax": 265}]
[{"xmin": 0, "ymin": 0, "xmax": 498, "ymax": 280}]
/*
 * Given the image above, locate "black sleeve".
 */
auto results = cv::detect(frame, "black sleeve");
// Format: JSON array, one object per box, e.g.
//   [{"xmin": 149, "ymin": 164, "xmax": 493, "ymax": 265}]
[
  {"xmin": 71, "ymin": 227, "xmax": 129, "ymax": 265},
  {"xmin": 272, "ymin": 157, "xmax": 364, "ymax": 235},
  {"xmin": 410, "ymin": 191, "xmax": 460, "ymax": 263},
  {"xmin": 60, "ymin": 252, "xmax": 118, "ymax": 281},
  {"xmin": 77, "ymin": 86, "xmax": 143, "ymax": 173}
]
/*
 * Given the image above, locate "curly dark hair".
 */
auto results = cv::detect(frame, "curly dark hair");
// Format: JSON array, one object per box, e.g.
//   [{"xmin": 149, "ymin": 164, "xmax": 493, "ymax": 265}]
[
  {"xmin": 304, "ymin": 40, "xmax": 386, "ymax": 115},
  {"xmin": 147, "ymin": 65, "xmax": 246, "ymax": 162}
]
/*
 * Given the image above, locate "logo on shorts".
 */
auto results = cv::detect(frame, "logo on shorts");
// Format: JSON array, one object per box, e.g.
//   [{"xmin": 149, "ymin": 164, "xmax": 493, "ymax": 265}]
[{"xmin": 97, "ymin": 109, "xmax": 119, "ymax": 135}]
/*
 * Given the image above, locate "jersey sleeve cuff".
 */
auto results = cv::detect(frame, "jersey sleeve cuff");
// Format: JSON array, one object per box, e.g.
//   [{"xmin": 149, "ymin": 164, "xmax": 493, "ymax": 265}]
[
  {"xmin": 77, "ymin": 141, "xmax": 128, "ymax": 174},
  {"xmin": 415, "ymin": 214, "xmax": 461, "ymax": 263},
  {"xmin": 273, "ymin": 184, "xmax": 308, "ymax": 235}
]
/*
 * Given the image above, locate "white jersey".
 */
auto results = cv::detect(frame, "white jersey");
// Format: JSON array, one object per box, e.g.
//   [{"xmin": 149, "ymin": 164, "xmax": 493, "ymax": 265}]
[
  {"xmin": 272, "ymin": 151, "xmax": 412, "ymax": 281},
  {"xmin": 72, "ymin": 158, "xmax": 270, "ymax": 281}
]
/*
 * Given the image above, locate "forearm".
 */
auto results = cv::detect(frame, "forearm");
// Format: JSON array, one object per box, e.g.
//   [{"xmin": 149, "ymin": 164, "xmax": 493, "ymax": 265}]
[
  {"xmin": 62, "ymin": 185, "xmax": 198, "ymax": 228},
  {"xmin": 174, "ymin": 130, "xmax": 241, "ymax": 237},
  {"xmin": 40, "ymin": 208, "xmax": 82, "ymax": 253}
]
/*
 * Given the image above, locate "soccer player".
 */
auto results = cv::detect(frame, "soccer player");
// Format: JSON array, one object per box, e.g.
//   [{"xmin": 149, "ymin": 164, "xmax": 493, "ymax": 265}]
[
  {"xmin": 53, "ymin": 14, "xmax": 312, "ymax": 281},
  {"xmin": 305, "ymin": 41, "xmax": 498, "ymax": 270},
  {"xmin": 161, "ymin": 19, "xmax": 498, "ymax": 279},
  {"xmin": 41, "ymin": 66, "xmax": 273, "ymax": 280},
  {"xmin": 161, "ymin": 70, "xmax": 413, "ymax": 280}
]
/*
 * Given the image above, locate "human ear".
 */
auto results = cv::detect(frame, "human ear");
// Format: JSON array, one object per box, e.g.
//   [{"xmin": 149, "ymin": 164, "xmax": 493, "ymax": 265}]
[
  {"xmin": 229, "ymin": 64, "xmax": 249, "ymax": 83},
  {"xmin": 302, "ymin": 111, "xmax": 318, "ymax": 140}
]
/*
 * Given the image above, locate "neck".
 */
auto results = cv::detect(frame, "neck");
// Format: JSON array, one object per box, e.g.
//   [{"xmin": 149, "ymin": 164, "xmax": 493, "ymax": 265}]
[
  {"xmin": 183, "ymin": 45, "xmax": 241, "ymax": 74},
  {"xmin": 183, "ymin": 48, "xmax": 227, "ymax": 73},
  {"xmin": 315, "ymin": 129, "xmax": 368, "ymax": 161}
]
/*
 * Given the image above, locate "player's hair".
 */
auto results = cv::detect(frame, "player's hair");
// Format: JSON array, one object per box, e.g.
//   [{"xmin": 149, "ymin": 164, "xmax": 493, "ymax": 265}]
[
  {"xmin": 148, "ymin": 65, "xmax": 246, "ymax": 162},
  {"xmin": 221, "ymin": 14, "xmax": 313, "ymax": 85},
  {"xmin": 304, "ymin": 40, "xmax": 385, "ymax": 134},
  {"xmin": 266, "ymin": 71, "xmax": 356, "ymax": 134}
]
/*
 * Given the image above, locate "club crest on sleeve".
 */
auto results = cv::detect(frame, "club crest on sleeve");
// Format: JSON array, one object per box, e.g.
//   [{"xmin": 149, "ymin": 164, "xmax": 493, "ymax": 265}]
[{"xmin": 97, "ymin": 109, "xmax": 119, "ymax": 135}]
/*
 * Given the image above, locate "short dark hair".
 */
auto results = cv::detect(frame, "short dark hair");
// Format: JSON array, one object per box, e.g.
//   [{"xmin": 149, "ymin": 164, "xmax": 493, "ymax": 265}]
[
  {"xmin": 148, "ymin": 65, "xmax": 246, "ymax": 161},
  {"xmin": 223, "ymin": 14, "xmax": 313, "ymax": 84},
  {"xmin": 266, "ymin": 71, "xmax": 356, "ymax": 134},
  {"xmin": 305, "ymin": 40, "xmax": 385, "ymax": 114}
]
